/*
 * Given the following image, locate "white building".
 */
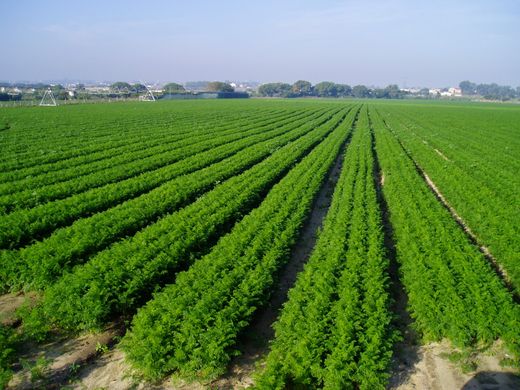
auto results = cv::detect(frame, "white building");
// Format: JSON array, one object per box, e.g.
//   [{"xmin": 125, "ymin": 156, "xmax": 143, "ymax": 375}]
[
  {"xmin": 430, "ymin": 87, "xmax": 462, "ymax": 97},
  {"xmin": 448, "ymin": 87, "xmax": 462, "ymax": 97}
]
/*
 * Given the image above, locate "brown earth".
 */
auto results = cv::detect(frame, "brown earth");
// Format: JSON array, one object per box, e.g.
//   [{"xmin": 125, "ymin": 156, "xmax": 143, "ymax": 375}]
[{"xmin": 390, "ymin": 340, "xmax": 519, "ymax": 390}]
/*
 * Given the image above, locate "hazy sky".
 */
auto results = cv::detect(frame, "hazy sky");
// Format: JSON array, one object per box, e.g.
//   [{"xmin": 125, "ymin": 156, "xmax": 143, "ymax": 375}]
[{"xmin": 1, "ymin": 0, "xmax": 519, "ymax": 86}]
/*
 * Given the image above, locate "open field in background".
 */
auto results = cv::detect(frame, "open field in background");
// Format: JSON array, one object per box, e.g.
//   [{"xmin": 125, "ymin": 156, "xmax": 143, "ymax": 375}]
[{"xmin": 0, "ymin": 99, "xmax": 519, "ymax": 389}]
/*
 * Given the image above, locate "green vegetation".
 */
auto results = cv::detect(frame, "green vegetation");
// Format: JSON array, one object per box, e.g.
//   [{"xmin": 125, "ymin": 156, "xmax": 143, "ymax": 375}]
[
  {"xmin": 370, "ymin": 107, "xmax": 519, "ymax": 354},
  {"xmin": 1, "ymin": 108, "xmax": 333, "ymax": 290},
  {"xmin": 256, "ymin": 107, "xmax": 397, "ymax": 389},
  {"xmin": 373, "ymin": 102, "xmax": 520, "ymax": 294},
  {"xmin": 0, "ymin": 99, "xmax": 518, "ymax": 387},
  {"xmin": 0, "ymin": 326, "xmax": 15, "ymax": 388},
  {"xmin": 23, "ymin": 106, "xmax": 350, "ymax": 332},
  {"xmin": 121, "ymin": 106, "xmax": 359, "ymax": 380}
]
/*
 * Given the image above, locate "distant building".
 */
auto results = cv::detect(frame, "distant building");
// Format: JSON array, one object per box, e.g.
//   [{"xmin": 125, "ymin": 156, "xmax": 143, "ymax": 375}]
[
  {"xmin": 429, "ymin": 87, "xmax": 462, "ymax": 97},
  {"xmin": 401, "ymin": 88, "xmax": 421, "ymax": 94},
  {"xmin": 85, "ymin": 86, "xmax": 110, "ymax": 93},
  {"xmin": 448, "ymin": 87, "xmax": 462, "ymax": 96}
]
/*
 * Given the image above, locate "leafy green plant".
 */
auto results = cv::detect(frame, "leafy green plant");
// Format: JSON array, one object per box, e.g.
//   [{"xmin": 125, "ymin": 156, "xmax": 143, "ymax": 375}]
[
  {"xmin": 23, "ymin": 108, "xmax": 349, "ymax": 331},
  {"xmin": 95, "ymin": 342, "xmax": 109, "ymax": 354},
  {"xmin": 121, "ymin": 106, "xmax": 359, "ymax": 380},
  {"xmin": 370, "ymin": 107, "xmax": 519, "ymax": 360},
  {"xmin": 257, "ymin": 107, "xmax": 397, "ymax": 389}
]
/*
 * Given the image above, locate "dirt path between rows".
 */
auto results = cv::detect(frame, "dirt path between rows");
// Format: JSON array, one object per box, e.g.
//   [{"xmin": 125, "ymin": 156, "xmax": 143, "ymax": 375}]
[
  {"xmin": 0, "ymin": 293, "xmax": 31, "ymax": 326},
  {"xmin": 8, "ymin": 325, "xmax": 122, "ymax": 389},
  {"xmin": 390, "ymin": 340, "xmax": 520, "ymax": 390},
  {"xmin": 434, "ymin": 148, "xmax": 450, "ymax": 161}
]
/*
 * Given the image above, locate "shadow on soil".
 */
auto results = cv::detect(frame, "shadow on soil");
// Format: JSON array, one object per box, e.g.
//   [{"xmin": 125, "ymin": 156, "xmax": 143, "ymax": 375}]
[{"xmin": 461, "ymin": 371, "xmax": 520, "ymax": 390}]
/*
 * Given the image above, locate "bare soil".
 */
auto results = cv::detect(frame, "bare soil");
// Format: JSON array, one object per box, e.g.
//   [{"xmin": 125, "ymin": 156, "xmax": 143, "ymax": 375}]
[
  {"xmin": 390, "ymin": 340, "xmax": 520, "ymax": 390},
  {"xmin": 434, "ymin": 148, "xmax": 450, "ymax": 161},
  {"xmin": 0, "ymin": 293, "xmax": 30, "ymax": 326},
  {"xmin": 7, "ymin": 323, "xmax": 122, "ymax": 389}
]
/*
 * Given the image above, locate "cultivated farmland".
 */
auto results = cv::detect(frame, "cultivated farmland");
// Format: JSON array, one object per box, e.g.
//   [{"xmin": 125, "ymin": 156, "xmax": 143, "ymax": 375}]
[{"xmin": 0, "ymin": 99, "xmax": 518, "ymax": 389}]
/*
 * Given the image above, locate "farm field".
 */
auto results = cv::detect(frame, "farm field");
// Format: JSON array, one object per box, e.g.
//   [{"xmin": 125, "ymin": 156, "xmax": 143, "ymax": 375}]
[{"xmin": 0, "ymin": 99, "xmax": 519, "ymax": 389}]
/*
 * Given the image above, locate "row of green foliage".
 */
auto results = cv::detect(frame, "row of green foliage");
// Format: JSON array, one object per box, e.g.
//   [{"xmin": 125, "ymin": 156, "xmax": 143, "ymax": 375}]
[
  {"xmin": 121, "ymin": 106, "xmax": 359, "ymax": 380},
  {"xmin": 256, "ymin": 107, "xmax": 397, "ymax": 389},
  {"xmin": 0, "ymin": 109, "xmax": 311, "ymax": 217},
  {"xmin": 375, "ymin": 104, "xmax": 520, "ymax": 294},
  {"xmin": 0, "ymin": 325, "xmax": 15, "ymax": 389},
  {"xmin": 1, "ymin": 104, "xmax": 217, "ymax": 171},
  {"xmin": 0, "ymin": 107, "xmax": 295, "ymax": 196},
  {"xmin": 0, "ymin": 108, "xmax": 330, "ymax": 250},
  {"xmin": 21, "ymin": 108, "xmax": 352, "ymax": 333},
  {"xmin": 0, "ymin": 105, "xmax": 280, "ymax": 183},
  {"xmin": 0, "ymin": 101, "xmax": 277, "ymax": 171},
  {"xmin": 1, "ymin": 108, "xmax": 336, "ymax": 291},
  {"xmin": 0, "ymin": 109, "xmax": 308, "ymax": 213},
  {"xmin": 370, "ymin": 108, "xmax": 519, "ymax": 359}
]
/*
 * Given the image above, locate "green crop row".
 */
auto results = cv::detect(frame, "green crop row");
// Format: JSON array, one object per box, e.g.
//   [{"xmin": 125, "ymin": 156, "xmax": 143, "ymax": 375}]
[
  {"xmin": 0, "ymin": 109, "xmax": 311, "ymax": 212},
  {"xmin": 1, "ymin": 107, "xmax": 337, "ymax": 291},
  {"xmin": 256, "ymin": 107, "xmax": 396, "ymax": 389},
  {"xmin": 120, "ymin": 106, "xmax": 359, "ymax": 381},
  {"xmin": 0, "ymin": 106, "xmax": 285, "ymax": 185},
  {"xmin": 0, "ymin": 107, "xmax": 297, "ymax": 193},
  {"xmin": 0, "ymin": 102, "xmax": 279, "ymax": 172},
  {"xmin": 370, "ymin": 108, "xmax": 519, "ymax": 357},
  {"xmin": 375, "ymin": 107, "xmax": 520, "ymax": 294},
  {"xmin": 0, "ymin": 107, "xmax": 233, "ymax": 171},
  {"xmin": 0, "ymin": 108, "xmax": 332, "ymax": 250},
  {"xmin": 0, "ymin": 325, "xmax": 15, "ymax": 389},
  {"xmin": 22, "ymin": 107, "xmax": 353, "ymax": 333}
]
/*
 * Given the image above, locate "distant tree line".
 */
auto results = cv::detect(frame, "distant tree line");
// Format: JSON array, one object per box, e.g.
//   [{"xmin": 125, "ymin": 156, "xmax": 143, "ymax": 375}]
[
  {"xmin": 257, "ymin": 81, "xmax": 405, "ymax": 99},
  {"xmin": 0, "ymin": 84, "xmax": 71, "ymax": 101},
  {"xmin": 2, "ymin": 79, "xmax": 519, "ymax": 103},
  {"xmin": 161, "ymin": 81, "xmax": 235, "ymax": 94},
  {"xmin": 109, "ymin": 82, "xmax": 149, "ymax": 96},
  {"xmin": 459, "ymin": 80, "xmax": 520, "ymax": 101}
]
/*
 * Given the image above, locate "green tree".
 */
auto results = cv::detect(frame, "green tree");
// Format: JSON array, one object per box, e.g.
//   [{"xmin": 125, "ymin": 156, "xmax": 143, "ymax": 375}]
[
  {"xmin": 291, "ymin": 80, "xmax": 313, "ymax": 96},
  {"xmin": 132, "ymin": 84, "xmax": 147, "ymax": 93},
  {"xmin": 110, "ymin": 82, "xmax": 132, "ymax": 93},
  {"xmin": 419, "ymin": 88, "xmax": 430, "ymax": 97},
  {"xmin": 314, "ymin": 81, "xmax": 338, "ymax": 97},
  {"xmin": 206, "ymin": 81, "xmax": 234, "ymax": 92},
  {"xmin": 459, "ymin": 80, "xmax": 477, "ymax": 95},
  {"xmin": 352, "ymin": 85, "xmax": 370, "ymax": 98},
  {"xmin": 257, "ymin": 83, "xmax": 293, "ymax": 97},
  {"xmin": 163, "ymin": 83, "xmax": 185, "ymax": 93},
  {"xmin": 336, "ymin": 84, "xmax": 352, "ymax": 97},
  {"xmin": 50, "ymin": 84, "xmax": 65, "ymax": 94},
  {"xmin": 384, "ymin": 84, "xmax": 403, "ymax": 99}
]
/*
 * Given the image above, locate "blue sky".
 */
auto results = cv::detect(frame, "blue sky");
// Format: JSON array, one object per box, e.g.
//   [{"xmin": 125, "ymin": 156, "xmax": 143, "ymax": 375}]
[{"xmin": 1, "ymin": 0, "xmax": 519, "ymax": 86}]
